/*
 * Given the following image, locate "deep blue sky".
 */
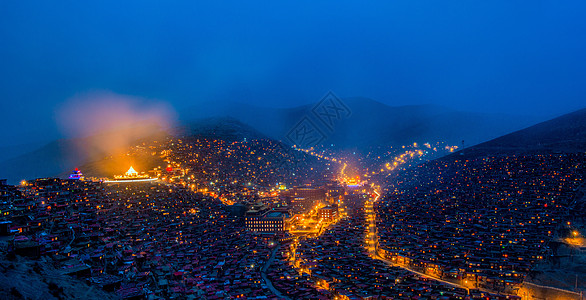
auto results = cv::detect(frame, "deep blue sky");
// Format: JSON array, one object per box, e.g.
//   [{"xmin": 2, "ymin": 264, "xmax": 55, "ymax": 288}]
[{"xmin": 1, "ymin": 1, "xmax": 586, "ymax": 146}]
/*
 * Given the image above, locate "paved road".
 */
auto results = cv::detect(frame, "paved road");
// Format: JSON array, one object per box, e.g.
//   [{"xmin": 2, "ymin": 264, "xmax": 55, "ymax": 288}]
[
  {"xmin": 366, "ymin": 195, "xmax": 519, "ymax": 297},
  {"xmin": 376, "ymin": 253, "xmax": 470, "ymax": 292},
  {"xmin": 261, "ymin": 245, "xmax": 291, "ymax": 300},
  {"xmin": 364, "ymin": 195, "xmax": 471, "ymax": 293}
]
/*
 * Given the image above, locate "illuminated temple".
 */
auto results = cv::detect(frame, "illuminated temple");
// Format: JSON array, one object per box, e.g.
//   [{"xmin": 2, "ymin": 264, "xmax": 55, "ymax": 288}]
[
  {"xmin": 106, "ymin": 166, "xmax": 155, "ymax": 183},
  {"xmin": 68, "ymin": 168, "xmax": 84, "ymax": 180}
]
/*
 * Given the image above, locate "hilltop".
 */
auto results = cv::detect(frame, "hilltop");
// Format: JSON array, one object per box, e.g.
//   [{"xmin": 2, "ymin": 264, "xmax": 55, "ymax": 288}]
[
  {"xmin": 183, "ymin": 97, "xmax": 542, "ymax": 149},
  {"xmin": 463, "ymin": 107, "xmax": 586, "ymax": 154},
  {"xmin": 0, "ymin": 117, "xmax": 308, "ymax": 183}
]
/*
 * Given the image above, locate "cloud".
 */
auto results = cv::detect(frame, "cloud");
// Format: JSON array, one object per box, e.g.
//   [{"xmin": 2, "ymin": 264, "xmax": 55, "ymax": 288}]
[{"xmin": 55, "ymin": 90, "xmax": 176, "ymax": 158}]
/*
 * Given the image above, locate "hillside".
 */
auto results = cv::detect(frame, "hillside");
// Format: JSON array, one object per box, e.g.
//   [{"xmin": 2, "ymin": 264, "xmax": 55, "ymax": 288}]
[
  {"xmin": 466, "ymin": 108, "xmax": 586, "ymax": 153},
  {"xmin": 177, "ymin": 116, "xmax": 268, "ymax": 141},
  {"xmin": 78, "ymin": 117, "xmax": 270, "ymax": 179},
  {"xmin": 0, "ymin": 122, "xmax": 168, "ymax": 184},
  {"xmin": 0, "ymin": 98, "xmax": 554, "ymax": 184},
  {"xmin": 0, "ymin": 117, "xmax": 273, "ymax": 184},
  {"xmin": 182, "ymin": 97, "xmax": 543, "ymax": 148},
  {"xmin": 0, "ymin": 253, "xmax": 117, "ymax": 300}
]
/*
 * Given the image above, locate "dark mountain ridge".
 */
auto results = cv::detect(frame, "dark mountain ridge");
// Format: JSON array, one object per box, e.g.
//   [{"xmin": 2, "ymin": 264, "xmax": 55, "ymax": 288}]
[
  {"xmin": 0, "ymin": 98, "xmax": 560, "ymax": 184},
  {"xmin": 0, "ymin": 122, "xmax": 168, "ymax": 184},
  {"xmin": 182, "ymin": 97, "xmax": 543, "ymax": 148},
  {"xmin": 463, "ymin": 108, "xmax": 586, "ymax": 154},
  {"xmin": 0, "ymin": 117, "xmax": 271, "ymax": 184}
]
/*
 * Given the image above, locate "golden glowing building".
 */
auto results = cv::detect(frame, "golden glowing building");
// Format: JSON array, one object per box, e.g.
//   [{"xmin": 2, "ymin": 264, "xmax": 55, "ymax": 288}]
[
  {"xmin": 318, "ymin": 205, "xmax": 338, "ymax": 222},
  {"xmin": 245, "ymin": 204, "xmax": 289, "ymax": 234},
  {"xmin": 106, "ymin": 166, "xmax": 155, "ymax": 183}
]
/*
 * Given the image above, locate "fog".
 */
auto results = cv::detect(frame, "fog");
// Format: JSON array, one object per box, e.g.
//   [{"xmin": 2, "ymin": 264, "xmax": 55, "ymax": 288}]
[
  {"xmin": 1, "ymin": 1, "xmax": 586, "ymax": 150},
  {"xmin": 55, "ymin": 91, "xmax": 176, "ymax": 157}
]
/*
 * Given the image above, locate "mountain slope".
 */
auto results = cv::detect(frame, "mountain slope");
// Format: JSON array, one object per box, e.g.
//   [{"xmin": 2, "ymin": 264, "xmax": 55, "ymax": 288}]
[
  {"xmin": 177, "ymin": 116, "xmax": 268, "ymax": 141},
  {"xmin": 182, "ymin": 97, "xmax": 543, "ymax": 148},
  {"xmin": 0, "ymin": 122, "xmax": 167, "ymax": 184},
  {"xmin": 467, "ymin": 108, "xmax": 586, "ymax": 152},
  {"xmin": 0, "ymin": 117, "xmax": 268, "ymax": 183}
]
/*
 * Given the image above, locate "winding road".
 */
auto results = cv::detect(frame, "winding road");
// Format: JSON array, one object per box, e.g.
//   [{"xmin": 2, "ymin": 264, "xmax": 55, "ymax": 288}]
[
  {"xmin": 364, "ymin": 190, "xmax": 472, "ymax": 293},
  {"xmin": 261, "ymin": 245, "xmax": 291, "ymax": 300}
]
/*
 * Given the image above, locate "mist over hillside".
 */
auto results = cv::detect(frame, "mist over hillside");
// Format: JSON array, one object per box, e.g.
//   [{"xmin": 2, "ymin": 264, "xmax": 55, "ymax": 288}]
[
  {"xmin": 0, "ymin": 117, "xmax": 270, "ymax": 184},
  {"xmin": 0, "ymin": 122, "xmax": 168, "ymax": 184},
  {"xmin": 463, "ymin": 107, "xmax": 586, "ymax": 154},
  {"xmin": 183, "ymin": 97, "xmax": 543, "ymax": 148},
  {"xmin": 176, "ymin": 117, "xmax": 268, "ymax": 141},
  {"xmin": 0, "ymin": 97, "xmax": 558, "ymax": 184}
]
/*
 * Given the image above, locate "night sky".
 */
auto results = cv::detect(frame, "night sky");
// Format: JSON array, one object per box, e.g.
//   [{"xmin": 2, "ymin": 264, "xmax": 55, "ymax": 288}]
[{"xmin": 1, "ymin": 1, "xmax": 586, "ymax": 146}]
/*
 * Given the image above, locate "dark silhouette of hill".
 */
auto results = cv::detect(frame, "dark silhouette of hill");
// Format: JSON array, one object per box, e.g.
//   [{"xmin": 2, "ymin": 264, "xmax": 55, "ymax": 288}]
[
  {"xmin": 0, "ymin": 117, "xmax": 267, "ymax": 184},
  {"xmin": 0, "ymin": 122, "xmax": 168, "ymax": 184},
  {"xmin": 183, "ymin": 97, "xmax": 542, "ymax": 148},
  {"xmin": 466, "ymin": 108, "xmax": 586, "ymax": 153},
  {"xmin": 0, "ymin": 98, "xmax": 555, "ymax": 184},
  {"xmin": 176, "ymin": 116, "xmax": 268, "ymax": 141},
  {"xmin": 0, "ymin": 141, "xmax": 48, "ymax": 161}
]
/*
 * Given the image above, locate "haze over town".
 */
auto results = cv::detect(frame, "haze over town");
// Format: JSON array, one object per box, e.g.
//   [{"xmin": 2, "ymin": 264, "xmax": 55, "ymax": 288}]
[{"xmin": 1, "ymin": 1, "xmax": 586, "ymax": 300}]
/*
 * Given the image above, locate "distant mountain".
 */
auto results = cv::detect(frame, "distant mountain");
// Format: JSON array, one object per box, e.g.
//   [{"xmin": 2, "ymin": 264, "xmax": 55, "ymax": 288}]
[
  {"xmin": 0, "ymin": 97, "xmax": 557, "ymax": 183},
  {"xmin": 0, "ymin": 141, "xmax": 49, "ymax": 161},
  {"xmin": 63, "ymin": 117, "xmax": 264, "ymax": 180},
  {"xmin": 0, "ymin": 122, "xmax": 167, "ymax": 184},
  {"xmin": 177, "ymin": 117, "xmax": 268, "ymax": 141},
  {"xmin": 182, "ymin": 97, "xmax": 543, "ymax": 149},
  {"xmin": 465, "ymin": 108, "xmax": 586, "ymax": 153},
  {"xmin": 0, "ymin": 117, "xmax": 269, "ymax": 184}
]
